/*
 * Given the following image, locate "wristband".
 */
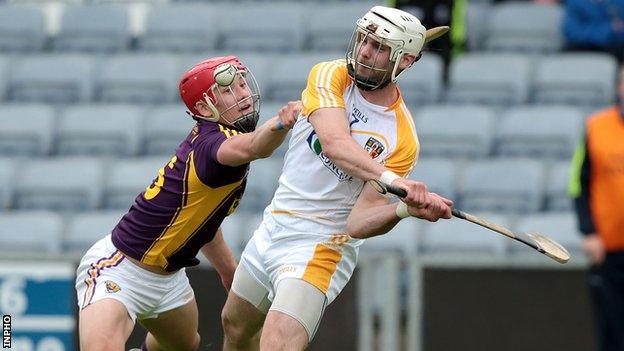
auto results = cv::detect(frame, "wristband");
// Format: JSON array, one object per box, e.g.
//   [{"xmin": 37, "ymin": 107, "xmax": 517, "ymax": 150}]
[
  {"xmin": 379, "ymin": 170, "xmax": 400, "ymax": 186},
  {"xmin": 396, "ymin": 201, "xmax": 411, "ymax": 219}
]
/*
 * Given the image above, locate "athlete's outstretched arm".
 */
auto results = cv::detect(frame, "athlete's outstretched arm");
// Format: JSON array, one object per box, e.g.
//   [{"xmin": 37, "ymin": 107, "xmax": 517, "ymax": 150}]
[
  {"xmin": 217, "ymin": 101, "xmax": 300, "ymax": 167},
  {"xmin": 308, "ymin": 107, "xmax": 386, "ymax": 181},
  {"xmin": 346, "ymin": 182, "xmax": 453, "ymax": 239},
  {"xmin": 200, "ymin": 227, "xmax": 238, "ymax": 291},
  {"xmin": 308, "ymin": 107, "xmax": 432, "ymax": 209}
]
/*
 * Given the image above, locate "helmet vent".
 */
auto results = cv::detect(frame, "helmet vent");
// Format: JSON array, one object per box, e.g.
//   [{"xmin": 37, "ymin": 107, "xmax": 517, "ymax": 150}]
[{"xmin": 400, "ymin": 15, "xmax": 414, "ymax": 22}]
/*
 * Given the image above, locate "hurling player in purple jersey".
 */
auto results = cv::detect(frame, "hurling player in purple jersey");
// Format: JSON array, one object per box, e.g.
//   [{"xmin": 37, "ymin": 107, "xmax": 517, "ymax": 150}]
[{"xmin": 75, "ymin": 56, "xmax": 299, "ymax": 351}]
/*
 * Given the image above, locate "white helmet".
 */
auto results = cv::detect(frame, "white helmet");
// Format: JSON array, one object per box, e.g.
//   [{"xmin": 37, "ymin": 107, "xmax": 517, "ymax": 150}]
[{"xmin": 347, "ymin": 6, "xmax": 427, "ymax": 91}]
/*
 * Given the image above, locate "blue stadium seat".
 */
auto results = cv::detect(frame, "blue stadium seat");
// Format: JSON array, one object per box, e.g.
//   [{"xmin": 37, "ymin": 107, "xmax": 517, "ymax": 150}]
[
  {"xmin": 95, "ymin": 54, "xmax": 179, "ymax": 104},
  {"xmin": 64, "ymin": 211, "xmax": 125, "ymax": 253},
  {"xmin": 484, "ymin": 3, "xmax": 563, "ymax": 53},
  {"xmin": 0, "ymin": 55, "xmax": 7, "ymax": 101},
  {"xmin": 400, "ymin": 54, "xmax": 444, "ymax": 106},
  {"xmin": 218, "ymin": 4, "xmax": 306, "ymax": 52},
  {"xmin": 415, "ymin": 105, "xmax": 496, "ymax": 158},
  {"xmin": 495, "ymin": 106, "xmax": 584, "ymax": 159},
  {"xmin": 104, "ymin": 157, "xmax": 164, "ymax": 209},
  {"xmin": 0, "ymin": 211, "xmax": 63, "ymax": 253},
  {"xmin": 267, "ymin": 52, "xmax": 343, "ymax": 102},
  {"xmin": 305, "ymin": 2, "xmax": 374, "ymax": 51},
  {"xmin": 236, "ymin": 158, "xmax": 282, "ymax": 214},
  {"xmin": 533, "ymin": 53, "xmax": 617, "ymax": 107},
  {"xmin": 362, "ymin": 218, "xmax": 420, "ymax": 256},
  {"xmin": 0, "ymin": 5, "xmax": 46, "ymax": 52},
  {"xmin": 459, "ymin": 158, "xmax": 545, "ymax": 213},
  {"xmin": 0, "ymin": 158, "xmax": 15, "ymax": 210},
  {"xmin": 420, "ymin": 212, "xmax": 509, "ymax": 256},
  {"xmin": 139, "ymin": 4, "xmax": 219, "ymax": 52},
  {"xmin": 143, "ymin": 104, "xmax": 196, "ymax": 156},
  {"xmin": 15, "ymin": 157, "xmax": 104, "ymax": 211},
  {"xmin": 545, "ymin": 161, "xmax": 573, "ymax": 212},
  {"xmin": 58, "ymin": 105, "xmax": 143, "ymax": 156},
  {"xmin": 0, "ymin": 104, "xmax": 55, "ymax": 156},
  {"xmin": 446, "ymin": 53, "xmax": 532, "ymax": 106},
  {"xmin": 8, "ymin": 54, "xmax": 95, "ymax": 103},
  {"xmin": 408, "ymin": 158, "xmax": 457, "ymax": 200},
  {"xmin": 53, "ymin": 5, "xmax": 130, "ymax": 53}
]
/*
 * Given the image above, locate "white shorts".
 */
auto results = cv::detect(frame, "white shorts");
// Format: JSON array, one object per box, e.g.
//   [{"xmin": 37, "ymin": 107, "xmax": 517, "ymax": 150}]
[
  {"xmin": 239, "ymin": 212, "xmax": 359, "ymax": 304},
  {"xmin": 75, "ymin": 235, "xmax": 195, "ymax": 321}
]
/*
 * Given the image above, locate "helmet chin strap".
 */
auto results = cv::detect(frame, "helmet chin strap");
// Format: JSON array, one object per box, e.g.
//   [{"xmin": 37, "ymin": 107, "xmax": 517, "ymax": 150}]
[{"xmin": 346, "ymin": 62, "xmax": 392, "ymax": 91}]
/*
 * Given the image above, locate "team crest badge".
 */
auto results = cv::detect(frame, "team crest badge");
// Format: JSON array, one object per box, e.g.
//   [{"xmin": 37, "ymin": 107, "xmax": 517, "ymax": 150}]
[
  {"xmin": 364, "ymin": 137, "xmax": 385, "ymax": 159},
  {"xmin": 105, "ymin": 280, "xmax": 121, "ymax": 293}
]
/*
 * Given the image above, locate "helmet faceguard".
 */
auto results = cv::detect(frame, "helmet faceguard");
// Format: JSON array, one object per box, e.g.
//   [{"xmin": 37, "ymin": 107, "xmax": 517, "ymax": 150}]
[
  {"xmin": 179, "ymin": 56, "xmax": 261, "ymax": 132},
  {"xmin": 346, "ymin": 6, "xmax": 427, "ymax": 91}
]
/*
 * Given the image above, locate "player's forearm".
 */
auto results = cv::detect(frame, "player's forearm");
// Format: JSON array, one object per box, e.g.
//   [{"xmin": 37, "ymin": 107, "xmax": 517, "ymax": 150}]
[
  {"xmin": 248, "ymin": 116, "xmax": 288, "ymax": 159},
  {"xmin": 323, "ymin": 136, "xmax": 386, "ymax": 181},
  {"xmin": 346, "ymin": 203, "xmax": 402, "ymax": 239},
  {"xmin": 200, "ymin": 231, "xmax": 237, "ymax": 278}
]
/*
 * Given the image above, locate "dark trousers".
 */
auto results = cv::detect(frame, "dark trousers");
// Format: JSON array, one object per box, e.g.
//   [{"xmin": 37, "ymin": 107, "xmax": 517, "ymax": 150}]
[{"xmin": 588, "ymin": 252, "xmax": 624, "ymax": 351}]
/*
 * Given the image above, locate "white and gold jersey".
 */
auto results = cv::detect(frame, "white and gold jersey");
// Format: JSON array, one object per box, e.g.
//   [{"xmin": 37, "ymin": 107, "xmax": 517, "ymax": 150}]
[{"xmin": 268, "ymin": 59, "xmax": 419, "ymax": 235}]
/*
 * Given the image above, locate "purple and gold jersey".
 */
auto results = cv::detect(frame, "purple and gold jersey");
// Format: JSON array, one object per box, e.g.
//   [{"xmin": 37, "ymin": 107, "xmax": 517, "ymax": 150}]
[{"xmin": 112, "ymin": 121, "xmax": 248, "ymax": 272}]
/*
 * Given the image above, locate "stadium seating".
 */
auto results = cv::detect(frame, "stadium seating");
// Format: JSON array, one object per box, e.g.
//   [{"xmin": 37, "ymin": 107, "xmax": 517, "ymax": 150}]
[
  {"xmin": 446, "ymin": 53, "xmax": 532, "ymax": 106},
  {"xmin": 104, "ymin": 157, "xmax": 164, "ymax": 209},
  {"xmin": 305, "ymin": 2, "xmax": 375, "ymax": 51},
  {"xmin": 267, "ymin": 52, "xmax": 343, "ymax": 102},
  {"xmin": 484, "ymin": 2, "xmax": 563, "ymax": 53},
  {"xmin": 14, "ymin": 157, "xmax": 103, "ymax": 211},
  {"xmin": 415, "ymin": 105, "xmax": 496, "ymax": 158},
  {"xmin": 95, "ymin": 54, "xmax": 179, "ymax": 104},
  {"xmin": 64, "ymin": 210, "xmax": 124, "ymax": 253},
  {"xmin": 139, "ymin": 4, "xmax": 219, "ymax": 52},
  {"xmin": 0, "ymin": 158, "xmax": 14, "ymax": 210},
  {"xmin": 0, "ymin": 104, "xmax": 55, "ymax": 156},
  {"xmin": 143, "ymin": 104, "xmax": 195, "ymax": 155},
  {"xmin": 57, "ymin": 104, "xmax": 143, "ymax": 156},
  {"xmin": 408, "ymin": 158, "xmax": 457, "ymax": 200},
  {"xmin": 459, "ymin": 158, "xmax": 544, "ymax": 213},
  {"xmin": 53, "ymin": 5, "xmax": 131, "ymax": 52},
  {"xmin": 363, "ymin": 218, "xmax": 420, "ymax": 256},
  {"xmin": 236, "ymin": 157, "xmax": 283, "ymax": 214},
  {"xmin": 8, "ymin": 54, "xmax": 95, "ymax": 103},
  {"xmin": 0, "ymin": 5, "xmax": 46, "ymax": 52},
  {"xmin": 545, "ymin": 161, "xmax": 573, "ymax": 212},
  {"xmin": 420, "ymin": 212, "xmax": 509, "ymax": 256},
  {"xmin": 0, "ymin": 211, "xmax": 63, "ymax": 253},
  {"xmin": 218, "ymin": 4, "xmax": 306, "ymax": 52},
  {"xmin": 495, "ymin": 106, "xmax": 584, "ymax": 159},
  {"xmin": 533, "ymin": 53, "xmax": 617, "ymax": 107},
  {"xmin": 0, "ymin": 55, "xmax": 7, "ymax": 101},
  {"xmin": 399, "ymin": 54, "xmax": 444, "ymax": 106}
]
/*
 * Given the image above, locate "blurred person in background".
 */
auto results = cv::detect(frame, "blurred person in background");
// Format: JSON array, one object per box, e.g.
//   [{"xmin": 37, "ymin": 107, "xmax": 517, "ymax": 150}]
[
  {"xmin": 75, "ymin": 55, "xmax": 299, "ymax": 351},
  {"xmin": 570, "ymin": 65, "xmax": 624, "ymax": 351},
  {"xmin": 220, "ymin": 6, "xmax": 452, "ymax": 351},
  {"xmin": 388, "ymin": 0, "xmax": 466, "ymax": 78},
  {"xmin": 563, "ymin": 0, "xmax": 624, "ymax": 61}
]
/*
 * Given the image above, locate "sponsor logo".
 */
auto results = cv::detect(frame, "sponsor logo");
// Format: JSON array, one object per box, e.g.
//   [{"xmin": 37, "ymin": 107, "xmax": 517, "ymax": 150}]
[
  {"xmin": 105, "ymin": 280, "xmax": 121, "ymax": 293},
  {"xmin": 364, "ymin": 137, "xmax": 385, "ymax": 159},
  {"xmin": 278, "ymin": 265, "xmax": 297, "ymax": 275}
]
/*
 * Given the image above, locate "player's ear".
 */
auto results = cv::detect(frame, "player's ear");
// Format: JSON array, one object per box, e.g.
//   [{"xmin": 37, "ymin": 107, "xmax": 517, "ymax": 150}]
[
  {"xmin": 398, "ymin": 53, "xmax": 420, "ymax": 70},
  {"xmin": 195, "ymin": 101, "xmax": 214, "ymax": 118}
]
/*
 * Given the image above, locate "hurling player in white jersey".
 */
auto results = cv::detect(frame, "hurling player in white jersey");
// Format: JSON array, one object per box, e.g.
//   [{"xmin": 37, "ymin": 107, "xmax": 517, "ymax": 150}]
[{"xmin": 221, "ymin": 6, "xmax": 453, "ymax": 351}]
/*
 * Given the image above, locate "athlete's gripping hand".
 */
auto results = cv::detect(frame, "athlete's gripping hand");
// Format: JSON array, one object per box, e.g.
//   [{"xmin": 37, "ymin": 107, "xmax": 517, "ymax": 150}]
[
  {"xmin": 406, "ymin": 192, "xmax": 453, "ymax": 222},
  {"xmin": 272, "ymin": 100, "xmax": 302, "ymax": 131}
]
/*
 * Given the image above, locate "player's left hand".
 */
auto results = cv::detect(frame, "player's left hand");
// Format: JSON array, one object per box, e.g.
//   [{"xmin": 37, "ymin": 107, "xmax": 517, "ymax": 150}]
[{"xmin": 273, "ymin": 100, "xmax": 301, "ymax": 131}]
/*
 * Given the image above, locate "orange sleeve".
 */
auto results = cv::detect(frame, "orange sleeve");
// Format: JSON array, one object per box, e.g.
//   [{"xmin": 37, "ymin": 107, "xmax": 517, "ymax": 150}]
[{"xmin": 301, "ymin": 59, "xmax": 350, "ymax": 117}]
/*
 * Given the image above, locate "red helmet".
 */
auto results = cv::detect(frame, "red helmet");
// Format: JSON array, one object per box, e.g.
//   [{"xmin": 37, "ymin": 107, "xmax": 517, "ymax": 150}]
[{"xmin": 179, "ymin": 55, "xmax": 244, "ymax": 117}]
